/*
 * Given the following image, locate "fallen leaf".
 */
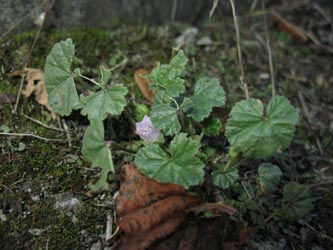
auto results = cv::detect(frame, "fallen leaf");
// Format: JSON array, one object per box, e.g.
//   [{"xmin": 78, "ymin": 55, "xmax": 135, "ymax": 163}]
[
  {"xmin": 115, "ymin": 164, "xmax": 201, "ymax": 250},
  {"xmin": 23, "ymin": 68, "xmax": 57, "ymax": 120},
  {"xmin": 134, "ymin": 68, "xmax": 155, "ymax": 103}
]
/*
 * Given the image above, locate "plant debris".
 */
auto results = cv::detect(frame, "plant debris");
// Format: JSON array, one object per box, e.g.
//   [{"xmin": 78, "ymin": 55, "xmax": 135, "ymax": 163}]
[
  {"xmin": 10, "ymin": 68, "xmax": 57, "ymax": 119},
  {"xmin": 134, "ymin": 68, "xmax": 155, "ymax": 103},
  {"xmin": 115, "ymin": 164, "xmax": 201, "ymax": 249}
]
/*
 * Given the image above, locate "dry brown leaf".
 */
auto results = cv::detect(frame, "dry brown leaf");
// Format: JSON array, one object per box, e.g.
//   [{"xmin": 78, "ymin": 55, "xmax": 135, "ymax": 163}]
[
  {"xmin": 115, "ymin": 165, "xmax": 240, "ymax": 250},
  {"xmin": 115, "ymin": 164, "xmax": 201, "ymax": 250},
  {"xmin": 23, "ymin": 68, "xmax": 56, "ymax": 120},
  {"xmin": 134, "ymin": 68, "xmax": 155, "ymax": 103}
]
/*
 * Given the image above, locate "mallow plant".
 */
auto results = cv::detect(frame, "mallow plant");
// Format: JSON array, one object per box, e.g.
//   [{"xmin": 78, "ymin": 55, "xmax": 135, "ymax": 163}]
[{"xmin": 44, "ymin": 38, "xmax": 312, "ymax": 221}]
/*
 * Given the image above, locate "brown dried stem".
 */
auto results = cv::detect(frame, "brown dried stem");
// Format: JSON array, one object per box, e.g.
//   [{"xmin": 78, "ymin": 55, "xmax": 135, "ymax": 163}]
[
  {"xmin": 261, "ymin": 0, "xmax": 276, "ymax": 97},
  {"xmin": 229, "ymin": 0, "xmax": 249, "ymax": 99}
]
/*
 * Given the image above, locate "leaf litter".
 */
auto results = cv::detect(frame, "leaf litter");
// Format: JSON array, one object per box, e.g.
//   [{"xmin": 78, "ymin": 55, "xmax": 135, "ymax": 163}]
[
  {"xmin": 10, "ymin": 67, "xmax": 57, "ymax": 119},
  {"xmin": 115, "ymin": 164, "xmax": 244, "ymax": 250}
]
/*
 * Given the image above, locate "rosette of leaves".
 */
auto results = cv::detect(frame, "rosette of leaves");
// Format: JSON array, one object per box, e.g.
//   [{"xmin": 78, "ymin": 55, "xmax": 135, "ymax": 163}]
[
  {"xmin": 45, "ymin": 38, "xmax": 128, "ymax": 191},
  {"xmin": 280, "ymin": 182, "xmax": 313, "ymax": 220},
  {"xmin": 225, "ymin": 96, "xmax": 299, "ymax": 158},
  {"xmin": 134, "ymin": 133, "xmax": 205, "ymax": 188},
  {"xmin": 148, "ymin": 50, "xmax": 187, "ymax": 97},
  {"xmin": 149, "ymin": 51, "xmax": 226, "ymax": 136}
]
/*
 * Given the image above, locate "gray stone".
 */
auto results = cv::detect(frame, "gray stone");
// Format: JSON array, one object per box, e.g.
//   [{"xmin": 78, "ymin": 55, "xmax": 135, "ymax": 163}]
[{"xmin": 0, "ymin": 0, "xmax": 214, "ymax": 36}]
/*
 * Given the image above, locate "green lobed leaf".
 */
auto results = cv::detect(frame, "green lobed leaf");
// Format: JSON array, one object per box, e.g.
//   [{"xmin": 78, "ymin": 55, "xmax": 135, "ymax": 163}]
[
  {"xmin": 148, "ymin": 50, "xmax": 187, "ymax": 97},
  {"xmin": 225, "ymin": 96, "xmax": 299, "ymax": 158},
  {"xmin": 183, "ymin": 77, "xmax": 226, "ymax": 122},
  {"xmin": 100, "ymin": 66, "xmax": 111, "ymax": 86},
  {"xmin": 44, "ymin": 38, "xmax": 80, "ymax": 116},
  {"xmin": 281, "ymin": 182, "xmax": 313, "ymax": 221},
  {"xmin": 151, "ymin": 92, "xmax": 181, "ymax": 136},
  {"xmin": 134, "ymin": 133, "xmax": 205, "ymax": 188},
  {"xmin": 212, "ymin": 167, "xmax": 239, "ymax": 189},
  {"xmin": 82, "ymin": 119, "xmax": 113, "ymax": 191},
  {"xmin": 80, "ymin": 84, "xmax": 128, "ymax": 121},
  {"xmin": 201, "ymin": 117, "xmax": 222, "ymax": 136},
  {"xmin": 258, "ymin": 163, "xmax": 282, "ymax": 194}
]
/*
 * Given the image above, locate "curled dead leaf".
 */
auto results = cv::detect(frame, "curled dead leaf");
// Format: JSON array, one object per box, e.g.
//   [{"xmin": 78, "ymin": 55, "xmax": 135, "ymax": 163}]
[
  {"xmin": 115, "ymin": 165, "xmax": 244, "ymax": 250},
  {"xmin": 134, "ymin": 68, "xmax": 155, "ymax": 103},
  {"xmin": 21, "ymin": 68, "xmax": 56, "ymax": 120},
  {"xmin": 115, "ymin": 164, "xmax": 201, "ymax": 250}
]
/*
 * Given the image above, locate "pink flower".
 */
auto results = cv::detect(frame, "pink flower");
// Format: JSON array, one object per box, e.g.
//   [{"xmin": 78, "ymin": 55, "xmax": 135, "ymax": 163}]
[{"xmin": 135, "ymin": 116, "xmax": 161, "ymax": 143}]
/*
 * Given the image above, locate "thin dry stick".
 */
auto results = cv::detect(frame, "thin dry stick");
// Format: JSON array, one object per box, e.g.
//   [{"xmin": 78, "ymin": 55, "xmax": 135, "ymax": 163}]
[
  {"xmin": 13, "ymin": 64, "xmax": 27, "ymax": 114},
  {"xmin": 171, "ymin": 0, "xmax": 178, "ymax": 23},
  {"xmin": 61, "ymin": 119, "xmax": 72, "ymax": 147},
  {"xmin": 22, "ymin": 113, "xmax": 70, "ymax": 132},
  {"xmin": 12, "ymin": 0, "xmax": 56, "ymax": 114},
  {"xmin": 261, "ymin": 0, "xmax": 276, "ymax": 97},
  {"xmin": 209, "ymin": 0, "xmax": 219, "ymax": 19},
  {"xmin": 0, "ymin": 132, "xmax": 66, "ymax": 143},
  {"xmin": 229, "ymin": 0, "xmax": 249, "ymax": 99}
]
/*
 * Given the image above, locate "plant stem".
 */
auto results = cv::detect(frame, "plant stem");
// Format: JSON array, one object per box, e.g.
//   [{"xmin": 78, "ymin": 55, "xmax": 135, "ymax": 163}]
[
  {"xmin": 77, "ymin": 74, "xmax": 104, "ymax": 89},
  {"xmin": 229, "ymin": 0, "xmax": 249, "ymax": 99},
  {"xmin": 0, "ymin": 132, "xmax": 67, "ymax": 143},
  {"xmin": 261, "ymin": 0, "xmax": 276, "ymax": 97},
  {"xmin": 265, "ymin": 210, "xmax": 279, "ymax": 223},
  {"xmin": 22, "ymin": 113, "xmax": 70, "ymax": 133},
  {"xmin": 105, "ymin": 140, "xmax": 137, "ymax": 154},
  {"xmin": 169, "ymin": 97, "xmax": 180, "ymax": 110}
]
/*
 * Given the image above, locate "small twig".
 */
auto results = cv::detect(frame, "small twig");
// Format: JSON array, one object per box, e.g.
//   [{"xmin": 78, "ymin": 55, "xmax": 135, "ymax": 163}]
[
  {"xmin": 22, "ymin": 113, "xmax": 70, "ymax": 133},
  {"xmin": 107, "ymin": 141, "xmax": 136, "ymax": 154},
  {"xmin": 209, "ymin": 0, "xmax": 219, "ymax": 19},
  {"xmin": 12, "ymin": 65, "xmax": 27, "ymax": 114},
  {"xmin": 307, "ymin": 181, "xmax": 333, "ymax": 189},
  {"xmin": 298, "ymin": 91, "xmax": 311, "ymax": 123},
  {"xmin": 62, "ymin": 119, "xmax": 72, "ymax": 147},
  {"xmin": 76, "ymin": 73, "xmax": 104, "ymax": 88},
  {"xmin": 250, "ymin": 0, "xmax": 259, "ymax": 12},
  {"xmin": 229, "ymin": 0, "xmax": 249, "ymax": 99},
  {"xmin": 110, "ymin": 57, "xmax": 128, "ymax": 72},
  {"xmin": 12, "ymin": 0, "xmax": 56, "ymax": 114},
  {"xmin": 261, "ymin": 0, "xmax": 276, "ymax": 97},
  {"xmin": 123, "ymin": 107, "xmax": 137, "ymax": 127},
  {"xmin": 105, "ymin": 214, "xmax": 113, "ymax": 243},
  {"xmin": 171, "ymin": 0, "xmax": 178, "ymax": 23},
  {"xmin": 265, "ymin": 210, "xmax": 278, "ymax": 223},
  {"xmin": 0, "ymin": 132, "xmax": 67, "ymax": 143},
  {"xmin": 46, "ymin": 238, "xmax": 50, "ymax": 250}
]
